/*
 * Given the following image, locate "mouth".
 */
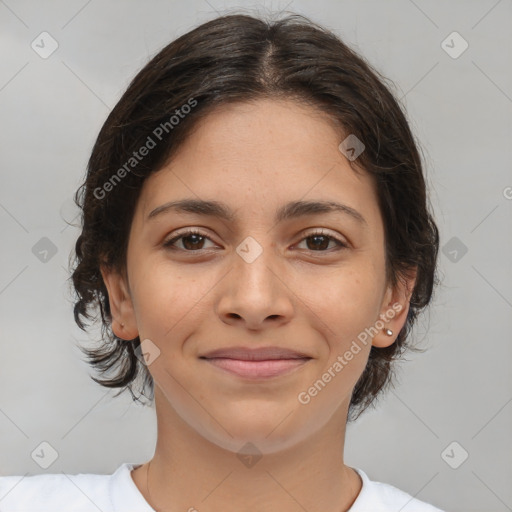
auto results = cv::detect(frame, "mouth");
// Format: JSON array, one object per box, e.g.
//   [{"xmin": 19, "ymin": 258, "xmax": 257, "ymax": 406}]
[{"xmin": 199, "ymin": 346, "xmax": 312, "ymax": 379}]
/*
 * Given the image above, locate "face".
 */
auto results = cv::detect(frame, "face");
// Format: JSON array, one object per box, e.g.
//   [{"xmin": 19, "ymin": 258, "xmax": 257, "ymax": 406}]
[{"xmin": 101, "ymin": 98, "xmax": 415, "ymax": 454}]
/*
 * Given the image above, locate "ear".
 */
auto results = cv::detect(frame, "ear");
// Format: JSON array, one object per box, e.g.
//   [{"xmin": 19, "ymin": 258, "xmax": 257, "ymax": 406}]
[
  {"xmin": 100, "ymin": 263, "xmax": 138, "ymax": 340},
  {"xmin": 372, "ymin": 267, "xmax": 417, "ymax": 348}
]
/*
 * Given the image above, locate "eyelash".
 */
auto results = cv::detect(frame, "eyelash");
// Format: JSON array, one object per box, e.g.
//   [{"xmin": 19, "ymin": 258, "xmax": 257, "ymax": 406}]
[{"xmin": 162, "ymin": 228, "xmax": 348, "ymax": 254}]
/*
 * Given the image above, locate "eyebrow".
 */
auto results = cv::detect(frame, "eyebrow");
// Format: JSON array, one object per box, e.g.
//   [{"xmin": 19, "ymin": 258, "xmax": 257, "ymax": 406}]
[{"xmin": 147, "ymin": 198, "xmax": 368, "ymax": 227}]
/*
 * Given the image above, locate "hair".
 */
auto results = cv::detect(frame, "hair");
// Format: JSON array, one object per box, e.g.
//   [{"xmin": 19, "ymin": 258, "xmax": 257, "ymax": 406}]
[{"xmin": 69, "ymin": 11, "xmax": 440, "ymax": 422}]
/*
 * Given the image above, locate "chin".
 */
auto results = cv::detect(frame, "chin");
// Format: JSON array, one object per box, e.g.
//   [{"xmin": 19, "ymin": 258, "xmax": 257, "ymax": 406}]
[{"xmin": 196, "ymin": 404, "xmax": 309, "ymax": 455}]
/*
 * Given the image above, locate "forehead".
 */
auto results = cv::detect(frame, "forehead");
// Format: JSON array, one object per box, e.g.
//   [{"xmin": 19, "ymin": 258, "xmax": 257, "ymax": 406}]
[{"xmin": 137, "ymin": 98, "xmax": 381, "ymax": 229}]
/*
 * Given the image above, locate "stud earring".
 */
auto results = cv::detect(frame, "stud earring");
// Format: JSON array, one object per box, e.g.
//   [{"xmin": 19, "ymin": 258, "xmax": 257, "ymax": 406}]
[{"xmin": 384, "ymin": 328, "xmax": 393, "ymax": 336}]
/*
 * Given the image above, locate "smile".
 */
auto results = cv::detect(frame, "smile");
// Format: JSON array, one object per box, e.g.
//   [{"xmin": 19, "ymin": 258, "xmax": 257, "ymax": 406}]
[
  {"xmin": 202, "ymin": 357, "xmax": 311, "ymax": 379},
  {"xmin": 200, "ymin": 346, "xmax": 312, "ymax": 379}
]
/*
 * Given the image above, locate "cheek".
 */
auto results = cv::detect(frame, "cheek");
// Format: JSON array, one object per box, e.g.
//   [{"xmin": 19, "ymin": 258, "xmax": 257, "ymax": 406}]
[
  {"xmin": 297, "ymin": 266, "xmax": 383, "ymax": 397},
  {"xmin": 292, "ymin": 270, "xmax": 379, "ymax": 412},
  {"xmin": 300, "ymin": 265, "xmax": 382, "ymax": 346},
  {"xmin": 130, "ymin": 260, "xmax": 210, "ymax": 344},
  {"xmin": 129, "ymin": 262, "xmax": 211, "ymax": 402}
]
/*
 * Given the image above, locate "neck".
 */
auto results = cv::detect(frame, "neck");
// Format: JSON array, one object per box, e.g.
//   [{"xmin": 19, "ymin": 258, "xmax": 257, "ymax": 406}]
[{"xmin": 132, "ymin": 391, "xmax": 362, "ymax": 512}]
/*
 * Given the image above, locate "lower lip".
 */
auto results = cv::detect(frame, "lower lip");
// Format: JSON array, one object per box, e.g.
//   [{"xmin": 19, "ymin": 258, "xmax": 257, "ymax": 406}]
[{"xmin": 203, "ymin": 357, "xmax": 310, "ymax": 379}]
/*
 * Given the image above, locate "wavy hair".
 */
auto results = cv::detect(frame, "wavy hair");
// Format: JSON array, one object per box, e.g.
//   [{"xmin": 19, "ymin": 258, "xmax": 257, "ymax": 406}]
[{"xmin": 69, "ymin": 12, "xmax": 440, "ymax": 422}]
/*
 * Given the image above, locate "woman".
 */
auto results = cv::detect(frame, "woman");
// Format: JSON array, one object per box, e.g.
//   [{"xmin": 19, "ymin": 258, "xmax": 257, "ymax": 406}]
[{"xmin": 0, "ymin": 12, "xmax": 443, "ymax": 511}]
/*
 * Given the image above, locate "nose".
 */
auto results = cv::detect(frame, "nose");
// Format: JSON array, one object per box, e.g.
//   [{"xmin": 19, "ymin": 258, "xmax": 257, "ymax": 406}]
[{"xmin": 216, "ymin": 238, "xmax": 294, "ymax": 330}]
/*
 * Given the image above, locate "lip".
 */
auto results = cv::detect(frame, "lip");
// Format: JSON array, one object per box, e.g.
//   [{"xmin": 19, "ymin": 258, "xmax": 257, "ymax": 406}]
[
  {"xmin": 200, "ymin": 346, "xmax": 312, "ymax": 379},
  {"xmin": 201, "ymin": 346, "xmax": 310, "ymax": 360}
]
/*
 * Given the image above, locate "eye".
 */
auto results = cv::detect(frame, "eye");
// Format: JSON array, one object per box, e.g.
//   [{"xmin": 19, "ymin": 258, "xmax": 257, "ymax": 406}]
[
  {"xmin": 295, "ymin": 229, "xmax": 348, "ymax": 252},
  {"xmin": 162, "ymin": 229, "xmax": 217, "ymax": 251},
  {"xmin": 162, "ymin": 228, "xmax": 348, "ymax": 253}
]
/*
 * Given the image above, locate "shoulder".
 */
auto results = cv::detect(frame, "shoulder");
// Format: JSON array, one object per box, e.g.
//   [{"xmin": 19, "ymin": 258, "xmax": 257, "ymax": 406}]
[
  {"xmin": 0, "ymin": 471, "xmax": 111, "ymax": 511},
  {"xmin": 350, "ymin": 467, "xmax": 445, "ymax": 512},
  {"xmin": 0, "ymin": 462, "xmax": 148, "ymax": 512}
]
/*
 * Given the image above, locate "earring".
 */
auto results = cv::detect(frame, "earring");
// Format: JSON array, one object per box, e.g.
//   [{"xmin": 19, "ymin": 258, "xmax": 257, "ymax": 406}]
[
  {"xmin": 384, "ymin": 328, "xmax": 393, "ymax": 336},
  {"xmin": 121, "ymin": 322, "xmax": 125, "ymax": 328}
]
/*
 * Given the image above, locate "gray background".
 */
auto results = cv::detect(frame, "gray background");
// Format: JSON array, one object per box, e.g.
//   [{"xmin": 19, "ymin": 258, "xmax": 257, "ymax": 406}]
[{"xmin": 0, "ymin": 1, "xmax": 511, "ymax": 511}]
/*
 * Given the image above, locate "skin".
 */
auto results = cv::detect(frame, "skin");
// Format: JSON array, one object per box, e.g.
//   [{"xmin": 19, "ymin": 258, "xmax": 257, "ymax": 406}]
[{"xmin": 101, "ymin": 97, "xmax": 416, "ymax": 512}]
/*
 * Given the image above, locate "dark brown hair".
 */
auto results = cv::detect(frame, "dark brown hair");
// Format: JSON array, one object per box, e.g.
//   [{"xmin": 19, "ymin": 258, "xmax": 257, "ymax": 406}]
[{"xmin": 69, "ymin": 12, "xmax": 440, "ymax": 422}]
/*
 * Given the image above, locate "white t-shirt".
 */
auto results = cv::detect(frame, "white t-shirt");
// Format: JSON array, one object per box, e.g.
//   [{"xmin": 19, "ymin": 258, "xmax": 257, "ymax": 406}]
[{"xmin": 0, "ymin": 462, "xmax": 445, "ymax": 511}]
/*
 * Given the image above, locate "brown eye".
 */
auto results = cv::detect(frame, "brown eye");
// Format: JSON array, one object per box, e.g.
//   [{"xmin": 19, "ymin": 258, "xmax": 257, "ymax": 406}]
[
  {"xmin": 163, "ymin": 230, "xmax": 216, "ymax": 251},
  {"xmin": 296, "ymin": 230, "xmax": 348, "ymax": 252}
]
